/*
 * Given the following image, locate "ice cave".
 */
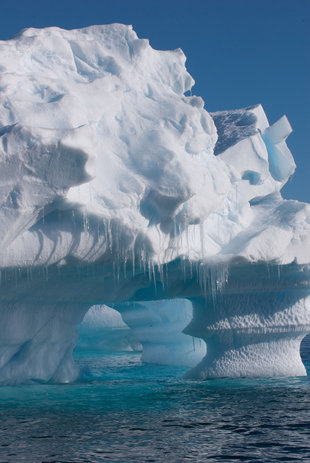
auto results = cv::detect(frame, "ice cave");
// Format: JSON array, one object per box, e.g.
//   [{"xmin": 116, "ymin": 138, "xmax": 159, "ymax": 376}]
[{"xmin": 0, "ymin": 24, "xmax": 309, "ymax": 384}]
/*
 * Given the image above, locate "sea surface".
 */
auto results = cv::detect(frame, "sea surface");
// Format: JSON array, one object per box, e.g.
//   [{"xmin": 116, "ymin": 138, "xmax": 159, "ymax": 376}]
[{"xmin": 0, "ymin": 339, "xmax": 310, "ymax": 462}]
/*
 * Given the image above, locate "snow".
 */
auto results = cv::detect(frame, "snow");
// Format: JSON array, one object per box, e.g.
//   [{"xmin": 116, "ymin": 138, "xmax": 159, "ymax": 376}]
[{"xmin": 0, "ymin": 24, "xmax": 309, "ymax": 383}]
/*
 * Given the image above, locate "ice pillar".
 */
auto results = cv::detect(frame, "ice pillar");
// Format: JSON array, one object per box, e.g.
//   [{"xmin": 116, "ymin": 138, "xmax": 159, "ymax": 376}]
[
  {"xmin": 0, "ymin": 302, "xmax": 88, "ymax": 384},
  {"xmin": 116, "ymin": 299, "xmax": 206, "ymax": 367},
  {"xmin": 184, "ymin": 292, "xmax": 310, "ymax": 378}
]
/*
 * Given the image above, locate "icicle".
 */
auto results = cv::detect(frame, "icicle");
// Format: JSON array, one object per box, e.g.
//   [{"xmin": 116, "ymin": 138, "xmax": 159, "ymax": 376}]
[
  {"xmin": 266, "ymin": 261, "xmax": 271, "ymax": 280},
  {"xmin": 182, "ymin": 256, "xmax": 186, "ymax": 282},
  {"xmin": 197, "ymin": 262, "xmax": 229, "ymax": 302},
  {"xmin": 142, "ymin": 249, "xmax": 147, "ymax": 276},
  {"xmin": 188, "ymin": 258, "xmax": 193, "ymax": 280},
  {"xmin": 116, "ymin": 260, "xmax": 120, "ymax": 285},
  {"xmin": 112, "ymin": 261, "xmax": 116, "ymax": 284},
  {"xmin": 151, "ymin": 261, "xmax": 157, "ymax": 294},
  {"xmin": 147, "ymin": 259, "xmax": 152, "ymax": 282},
  {"xmin": 131, "ymin": 238, "xmax": 136, "ymax": 278},
  {"xmin": 123, "ymin": 255, "xmax": 127, "ymax": 279},
  {"xmin": 159, "ymin": 262, "xmax": 164, "ymax": 289},
  {"xmin": 195, "ymin": 261, "xmax": 200, "ymax": 285},
  {"xmin": 199, "ymin": 222, "xmax": 205, "ymax": 259},
  {"xmin": 164, "ymin": 262, "xmax": 169, "ymax": 287},
  {"xmin": 107, "ymin": 219, "xmax": 112, "ymax": 253},
  {"xmin": 185, "ymin": 226, "xmax": 190, "ymax": 257}
]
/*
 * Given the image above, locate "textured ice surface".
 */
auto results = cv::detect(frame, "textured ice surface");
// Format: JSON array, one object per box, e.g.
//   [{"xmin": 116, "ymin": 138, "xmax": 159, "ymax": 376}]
[{"xmin": 0, "ymin": 24, "xmax": 309, "ymax": 383}]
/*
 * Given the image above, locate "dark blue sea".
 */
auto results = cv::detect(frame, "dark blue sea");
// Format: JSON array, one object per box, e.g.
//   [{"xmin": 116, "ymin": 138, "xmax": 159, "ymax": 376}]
[{"xmin": 1, "ymin": 338, "xmax": 310, "ymax": 462}]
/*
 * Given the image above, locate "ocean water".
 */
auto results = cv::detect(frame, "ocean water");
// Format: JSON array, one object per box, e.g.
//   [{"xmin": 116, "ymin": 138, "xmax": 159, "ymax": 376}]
[{"xmin": 0, "ymin": 341, "xmax": 310, "ymax": 462}]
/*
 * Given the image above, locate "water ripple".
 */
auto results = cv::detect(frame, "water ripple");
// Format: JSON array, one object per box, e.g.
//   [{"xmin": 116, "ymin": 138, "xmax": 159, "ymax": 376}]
[{"xmin": 0, "ymin": 349, "xmax": 309, "ymax": 461}]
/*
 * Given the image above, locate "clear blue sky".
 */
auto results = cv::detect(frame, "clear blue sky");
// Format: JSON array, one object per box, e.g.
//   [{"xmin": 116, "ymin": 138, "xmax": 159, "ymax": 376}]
[{"xmin": 1, "ymin": 0, "xmax": 309, "ymax": 202}]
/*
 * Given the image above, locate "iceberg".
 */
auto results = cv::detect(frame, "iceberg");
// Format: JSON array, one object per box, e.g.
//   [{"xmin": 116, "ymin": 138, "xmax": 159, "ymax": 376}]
[{"xmin": 0, "ymin": 24, "xmax": 309, "ymax": 384}]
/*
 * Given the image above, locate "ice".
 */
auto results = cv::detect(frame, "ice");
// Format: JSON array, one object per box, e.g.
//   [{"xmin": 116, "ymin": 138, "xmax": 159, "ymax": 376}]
[
  {"xmin": 78, "ymin": 301, "xmax": 205, "ymax": 367},
  {"xmin": 0, "ymin": 25, "xmax": 309, "ymax": 383},
  {"xmin": 185, "ymin": 287, "xmax": 310, "ymax": 379},
  {"xmin": 0, "ymin": 302, "xmax": 87, "ymax": 385},
  {"xmin": 77, "ymin": 305, "xmax": 141, "ymax": 352},
  {"xmin": 262, "ymin": 116, "xmax": 296, "ymax": 183},
  {"xmin": 115, "ymin": 299, "xmax": 206, "ymax": 367},
  {"xmin": 211, "ymin": 104, "xmax": 269, "ymax": 155}
]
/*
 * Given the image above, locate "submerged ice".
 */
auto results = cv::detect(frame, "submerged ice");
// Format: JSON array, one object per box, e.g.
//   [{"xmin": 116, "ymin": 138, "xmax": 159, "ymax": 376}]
[{"xmin": 0, "ymin": 24, "xmax": 309, "ymax": 384}]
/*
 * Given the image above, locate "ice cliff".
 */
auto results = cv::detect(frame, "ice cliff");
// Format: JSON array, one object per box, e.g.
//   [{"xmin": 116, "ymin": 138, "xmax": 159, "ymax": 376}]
[{"xmin": 0, "ymin": 24, "xmax": 309, "ymax": 384}]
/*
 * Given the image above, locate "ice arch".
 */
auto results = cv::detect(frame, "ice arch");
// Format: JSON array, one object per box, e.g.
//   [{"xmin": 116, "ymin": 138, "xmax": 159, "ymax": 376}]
[
  {"xmin": 0, "ymin": 259, "xmax": 309, "ymax": 384},
  {"xmin": 76, "ymin": 301, "xmax": 206, "ymax": 367}
]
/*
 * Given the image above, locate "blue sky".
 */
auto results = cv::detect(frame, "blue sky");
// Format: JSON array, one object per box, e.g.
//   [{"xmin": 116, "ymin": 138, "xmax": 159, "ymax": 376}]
[{"xmin": 1, "ymin": 0, "xmax": 309, "ymax": 202}]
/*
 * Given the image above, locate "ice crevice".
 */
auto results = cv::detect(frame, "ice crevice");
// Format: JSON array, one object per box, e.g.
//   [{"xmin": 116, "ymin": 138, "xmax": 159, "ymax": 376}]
[{"xmin": 0, "ymin": 24, "xmax": 309, "ymax": 384}]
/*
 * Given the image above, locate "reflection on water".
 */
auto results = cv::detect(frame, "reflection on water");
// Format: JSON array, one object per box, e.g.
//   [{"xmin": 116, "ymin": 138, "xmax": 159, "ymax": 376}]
[{"xmin": 0, "ymin": 340, "xmax": 309, "ymax": 461}]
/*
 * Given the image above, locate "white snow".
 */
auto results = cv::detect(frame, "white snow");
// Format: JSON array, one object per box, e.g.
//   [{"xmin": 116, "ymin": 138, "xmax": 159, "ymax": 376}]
[{"xmin": 0, "ymin": 24, "xmax": 309, "ymax": 383}]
